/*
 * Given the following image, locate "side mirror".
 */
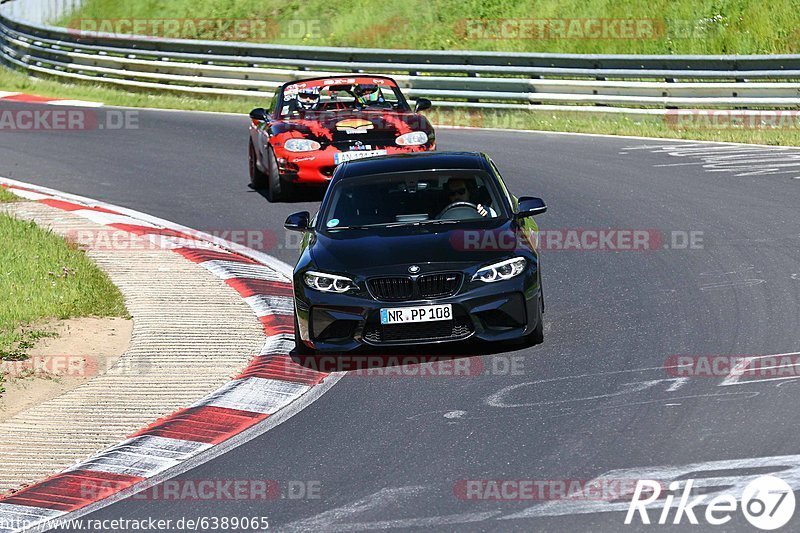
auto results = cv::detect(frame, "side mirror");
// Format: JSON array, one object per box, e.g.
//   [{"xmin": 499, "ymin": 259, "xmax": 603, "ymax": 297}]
[
  {"xmin": 414, "ymin": 98, "xmax": 432, "ymax": 113},
  {"xmin": 516, "ymin": 197, "xmax": 547, "ymax": 218},
  {"xmin": 285, "ymin": 211, "xmax": 311, "ymax": 232},
  {"xmin": 249, "ymin": 108, "xmax": 269, "ymax": 122}
]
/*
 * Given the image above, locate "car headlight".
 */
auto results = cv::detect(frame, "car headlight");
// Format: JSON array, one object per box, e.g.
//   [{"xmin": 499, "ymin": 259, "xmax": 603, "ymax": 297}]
[
  {"xmin": 472, "ymin": 257, "xmax": 527, "ymax": 283},
  {"xmin": 303, "ymin": 271, "xmax": 358, "ymax": 293},
  {"xmin": 284, "ymin": 139, "xmax": 321, "ymax": 152},
  {"xmin": 395, "ymin": 132, "xmax": 429, "ymax": 146}
]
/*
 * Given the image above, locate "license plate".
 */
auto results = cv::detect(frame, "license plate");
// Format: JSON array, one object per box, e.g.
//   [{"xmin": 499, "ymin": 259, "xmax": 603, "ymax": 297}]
[
  {"xmin": 334, "ymin": 149, "xmax": 387, "ymax": 164},
  {"xmin": 380, "ymin": 304, "xmax": 452, "ymax": 325}
]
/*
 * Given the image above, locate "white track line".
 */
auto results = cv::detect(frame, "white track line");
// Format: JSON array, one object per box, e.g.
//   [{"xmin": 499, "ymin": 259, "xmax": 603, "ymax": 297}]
[
  {"xmin": 68, "ymin": 436, "xmax": 212, "ymax": 478},
  {"xmin": 243, "ymin": 294, "xmax": 294, "ymax": 316},
  {"xmin": 46, "ymin": 100, "xmax": 104, "ymax": 108},
  {"xmin": 202, "ymin": 260, "xmax": 288, "ymax": 281},
  {"xmin": 194, "ymin": 377, "xmax": 311, "ymax": 414},
  {"xmin": 720, "ymin": 352, "xmax": 800, "ymax": 386}
]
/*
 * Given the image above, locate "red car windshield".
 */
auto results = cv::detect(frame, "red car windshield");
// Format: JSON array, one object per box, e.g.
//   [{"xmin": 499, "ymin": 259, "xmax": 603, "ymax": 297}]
[{"xmin": 279, "ymin": 77, "xmax": 410, "ymax": 117}]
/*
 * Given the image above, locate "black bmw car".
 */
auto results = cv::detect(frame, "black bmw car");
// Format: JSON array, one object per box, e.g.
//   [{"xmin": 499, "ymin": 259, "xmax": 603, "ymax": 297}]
[{"xmin": 285, "ymin": 151, "xmax": 547, "ymax": 353}]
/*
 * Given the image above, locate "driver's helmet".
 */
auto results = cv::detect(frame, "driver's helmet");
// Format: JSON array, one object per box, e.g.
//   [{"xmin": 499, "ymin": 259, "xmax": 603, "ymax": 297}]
[
  {"xmin": 353, "ymin": 83, "xmax": 384, "ymax": 106},
  {"xmin": 297, "ymin": 87, "xmax": 321, "ymax": 111}
]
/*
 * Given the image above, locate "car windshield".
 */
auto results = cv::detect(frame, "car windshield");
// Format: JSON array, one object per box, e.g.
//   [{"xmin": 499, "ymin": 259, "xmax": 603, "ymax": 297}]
[
  {"xmin": 320, "ymin": 170, "xmax": 506, "ymax": 231},
  {"xmin": 279, "ymin": 77, "xmax": 409, "ymax": 117}
]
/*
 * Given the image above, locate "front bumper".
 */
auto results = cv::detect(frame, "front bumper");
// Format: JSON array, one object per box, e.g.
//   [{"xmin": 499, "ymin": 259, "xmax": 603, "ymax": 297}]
[
  {"xmin": 274, "ymin": 144, "xmax": 434, "ymax": 184},
  {"xmin": 294, "ymin": 272, "xmax": 541, "ymax": 352}
]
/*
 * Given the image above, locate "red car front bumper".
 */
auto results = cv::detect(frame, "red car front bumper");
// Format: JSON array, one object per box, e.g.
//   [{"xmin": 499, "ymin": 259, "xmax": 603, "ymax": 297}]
[{"xmin": 273, "ymin": 144, "xmax": 435, "ymax": 184}]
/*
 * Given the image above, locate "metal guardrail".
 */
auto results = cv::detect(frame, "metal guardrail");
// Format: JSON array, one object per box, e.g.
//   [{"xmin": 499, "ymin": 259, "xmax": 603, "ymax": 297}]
[{"xmin": 2, "ymin": 12, "xmax": 800, "ymax": 114}]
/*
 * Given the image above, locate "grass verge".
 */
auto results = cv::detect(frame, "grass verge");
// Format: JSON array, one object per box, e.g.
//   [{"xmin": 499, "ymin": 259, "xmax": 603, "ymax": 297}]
[
  {"xmin": 0, "ymin": 200, "xmax": 127, "ymax": 395},
  {"xmin": 0, "ymin": 187, "xmax": 19, "ymax": 203},
  {"xmin": 62, "ymin": 0, "xmax": 800, "ymax": 54}
]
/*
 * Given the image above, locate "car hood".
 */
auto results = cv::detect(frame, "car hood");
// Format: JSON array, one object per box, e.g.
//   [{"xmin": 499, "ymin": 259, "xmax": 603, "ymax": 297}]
[
  {"xmin": 271, "ymin": 110, "xmax": 431, "ymax": 145},
  {"xmin": 308, "ymin": 219, "xmax": 525, "ymax": 274}
]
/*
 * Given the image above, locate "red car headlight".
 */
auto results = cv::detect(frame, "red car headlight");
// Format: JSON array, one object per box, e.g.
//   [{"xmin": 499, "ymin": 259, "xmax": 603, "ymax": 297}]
[
  {"xmin": 395, "ymin": 132, "xmax": 429, "ymax": 146},
  {"xmin": 285, "ymin": 139, "xmax": 321, "ymax": 152}
]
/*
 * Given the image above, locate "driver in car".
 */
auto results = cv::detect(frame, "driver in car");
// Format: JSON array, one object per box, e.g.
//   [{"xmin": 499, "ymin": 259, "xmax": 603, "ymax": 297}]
[
  {"xmin": 444, "ymin": 178, "xmax": 497, "ymax": 218},
  {"xmin": 287, "ymin": 87, "xmax": 321, "ymax": 114},
  {"xmin": 353, "ymin": 83, "xmax": 391, "ymax": 108}
]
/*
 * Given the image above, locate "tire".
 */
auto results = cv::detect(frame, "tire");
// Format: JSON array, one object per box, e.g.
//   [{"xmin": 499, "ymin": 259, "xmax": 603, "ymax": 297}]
[
  {"xmin": 508, "ymin": 297, "xmax": 544, "ymax": 347},
  {"xmin": 249, "ymin": 140, "xmax": 269, "ymax": 189},
  {"xmin": 265, "ymin": 146, "xmax": 289, "ymax": 202},
  {"xmin": 527, "ymin": 311, "xmax": 544, "ymax": 345},
  {"xmin": 526, "ymin": 297, "xmax": 545, "ymax": 345},
  {"xmin": 294, "ymin": 314, "xmax": 314, "ymax": 355}
]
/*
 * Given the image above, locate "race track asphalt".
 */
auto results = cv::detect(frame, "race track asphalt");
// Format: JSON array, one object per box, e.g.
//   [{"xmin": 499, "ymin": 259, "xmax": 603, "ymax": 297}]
[{"xmin": 2, "ymin": 102, "xmax": 799, "ymax": 532}]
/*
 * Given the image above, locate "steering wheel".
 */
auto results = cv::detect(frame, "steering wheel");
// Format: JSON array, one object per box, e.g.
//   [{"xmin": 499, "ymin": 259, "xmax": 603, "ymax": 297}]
[{"xmin": 436, "ymin": 201, "xmax": 482, "ymax": 220}]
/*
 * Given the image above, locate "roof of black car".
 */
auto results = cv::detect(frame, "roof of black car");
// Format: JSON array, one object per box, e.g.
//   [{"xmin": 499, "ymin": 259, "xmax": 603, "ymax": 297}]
[{"xmin": 336, "ymin": 152, "xmax": 490, "ymax": 179}]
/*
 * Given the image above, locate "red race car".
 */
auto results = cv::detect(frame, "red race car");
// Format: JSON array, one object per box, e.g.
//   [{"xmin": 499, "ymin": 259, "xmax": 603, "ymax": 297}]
[{"xmin": 248, "ymin": 75, "xmax": 436, "ymax": 201}]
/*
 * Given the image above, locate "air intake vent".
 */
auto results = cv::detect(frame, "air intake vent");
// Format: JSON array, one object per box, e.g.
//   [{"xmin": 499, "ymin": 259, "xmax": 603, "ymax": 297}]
[
  {"xmin": 367, "ymin": 277, "xmax": 414, "ymax": 301},
  {"xmin": 418, "ymin": 273, "xmax": 462, "ymax": 298}
]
